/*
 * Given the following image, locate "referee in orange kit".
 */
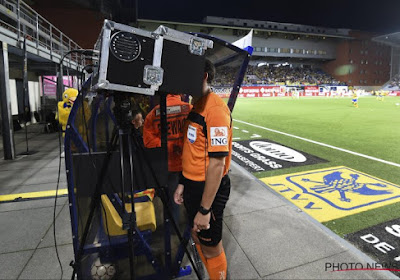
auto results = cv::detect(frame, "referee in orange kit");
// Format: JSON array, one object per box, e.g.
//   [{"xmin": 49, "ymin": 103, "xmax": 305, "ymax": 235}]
[{"xmin": 174, "ymin": 59, "xmax": 232, "ymax": 280}]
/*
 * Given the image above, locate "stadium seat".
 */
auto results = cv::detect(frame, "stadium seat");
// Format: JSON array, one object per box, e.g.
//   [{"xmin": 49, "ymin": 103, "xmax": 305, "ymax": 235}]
[{"xmin": 101, "ymin": 192, "xmax": 157, "ymax": 237}]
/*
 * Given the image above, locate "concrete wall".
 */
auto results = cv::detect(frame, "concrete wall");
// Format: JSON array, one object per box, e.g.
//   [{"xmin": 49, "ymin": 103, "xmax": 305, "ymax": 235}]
[
  {"xmin": 31, "ymin": 0, "xmax": 105, "ymax": 49},
  {"xmin": 323, "ymin": 31, "xmax": 391, "ymax": 87},
  {"xmin": 8, "ymin": 78, "xmax": 41, "ymax": 122},
  {"xmin": 8, "ymin": 67, "xmax": 41, "ymax": 121}
]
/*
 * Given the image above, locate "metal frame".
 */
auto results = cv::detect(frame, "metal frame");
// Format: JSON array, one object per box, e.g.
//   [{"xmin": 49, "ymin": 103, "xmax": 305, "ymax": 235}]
[
  {"xmin": 155, "ymin": 25, "xmax": 213, "ymax": 49},
  {"xmin": 92, "ymin": 20, "xmax": 157, "ymax": 95},
  {"xmin": 64, "ymin": 82, "xmax": 90, "ymax": 280},
  {"xmin": 91, "ymin": 20, "xmax": 215, "ymax": 95},
  {"xmin": 0, "ymin": 41, "xmax": 15, "ymax": 159},
  {"xmin": 65, "ymin": 79, "xmax": 194, "ymax": 279},
  {"xmin": 194, "ymin": 33, "xmax": 253, "ymax": 112}
]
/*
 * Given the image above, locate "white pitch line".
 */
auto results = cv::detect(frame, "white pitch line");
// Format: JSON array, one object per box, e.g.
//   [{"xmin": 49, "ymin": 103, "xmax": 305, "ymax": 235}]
[
  {"xmin": 234, "ymin": 119, "xmax": 400, "ymax": 168},
  {"xmin": 250, "ymin": 134, "xmax": 261, "ymax": 138}
]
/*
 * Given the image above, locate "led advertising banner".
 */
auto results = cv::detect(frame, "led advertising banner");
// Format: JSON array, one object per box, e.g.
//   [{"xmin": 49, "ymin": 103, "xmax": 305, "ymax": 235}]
[{"xmin": 42, "ymin": 76, "xmax": 76, "ymax": 96}]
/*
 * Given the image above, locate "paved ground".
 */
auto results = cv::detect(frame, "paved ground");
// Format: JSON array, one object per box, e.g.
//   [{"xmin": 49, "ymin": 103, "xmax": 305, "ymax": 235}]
[{"xmin": 0, "ymin": 124, "xmax": 398, "ymax": 279}]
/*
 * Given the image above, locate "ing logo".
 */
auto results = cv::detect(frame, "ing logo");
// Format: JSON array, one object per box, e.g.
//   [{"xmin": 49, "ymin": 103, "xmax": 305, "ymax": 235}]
[
  {"xmin": 210, "ymin": 127, "xmax": 228, "ymax": 146},
  {"xmin": 262, "ymin": 166, "xmax": 400, "ymax": 222}
]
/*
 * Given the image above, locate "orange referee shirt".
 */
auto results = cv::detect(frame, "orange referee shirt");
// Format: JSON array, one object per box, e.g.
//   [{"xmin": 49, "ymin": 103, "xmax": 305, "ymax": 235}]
[
  {"xmin": 182, "ymin": 92, "xmax": 232, "ymax": 182},
  {"xmin": 143, "ymin": 94, "xmax": 192, "ymax": 172}
]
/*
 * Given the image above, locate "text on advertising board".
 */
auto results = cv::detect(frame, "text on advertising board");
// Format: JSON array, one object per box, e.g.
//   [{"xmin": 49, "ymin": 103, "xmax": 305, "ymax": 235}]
[
  {"xmin": 231, "ymin": 139, "xmax": 326, "ymax": 173},
  {"xmin": 346, "ymin": 218, "xmax": 400, "ymax": 276}
]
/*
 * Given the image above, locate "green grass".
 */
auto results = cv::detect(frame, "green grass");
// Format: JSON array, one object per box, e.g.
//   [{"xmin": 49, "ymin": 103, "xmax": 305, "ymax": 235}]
[
  {"xmin": 233, "ymin": 96, "xmax": 400, "ymax": 163},
  {"xmin": 230, "ymin": 96, "xmax": 400, "ymax": 236}
]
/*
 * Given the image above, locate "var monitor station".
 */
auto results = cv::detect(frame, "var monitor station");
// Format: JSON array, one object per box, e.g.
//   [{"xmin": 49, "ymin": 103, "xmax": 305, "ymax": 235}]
[
  {"xmin": 65, "ymin": 19, "xmax": 251, "ymax": 280},
  {"xmin": 91, "ymin": 20, "xmax": 214, "ymax": 96}
]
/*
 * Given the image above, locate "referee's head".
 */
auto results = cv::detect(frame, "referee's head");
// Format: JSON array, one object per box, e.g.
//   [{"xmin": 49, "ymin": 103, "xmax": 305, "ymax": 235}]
[
  {"xmin": 202, "ymin": 59, "xmax": 215, "ymax": 96},
  {"xmin": 205, "ymin": 58, "xmax": 215, "ymax": 84}
]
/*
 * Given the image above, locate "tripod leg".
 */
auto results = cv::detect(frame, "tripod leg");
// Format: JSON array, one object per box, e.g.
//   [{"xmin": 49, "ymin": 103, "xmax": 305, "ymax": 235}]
[
  {"xmin": 118, "ymin": 129, "xmax": 137, "ymax": 280},
  {"xmin": 127, "ymin": 228, "xmax": 135, "ymax": 280}
]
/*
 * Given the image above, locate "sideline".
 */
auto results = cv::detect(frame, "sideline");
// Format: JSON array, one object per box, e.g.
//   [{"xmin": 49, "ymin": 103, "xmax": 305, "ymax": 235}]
[{"xmin": 234, "ymin": 119, "xmax": 400, "ymax": 168}]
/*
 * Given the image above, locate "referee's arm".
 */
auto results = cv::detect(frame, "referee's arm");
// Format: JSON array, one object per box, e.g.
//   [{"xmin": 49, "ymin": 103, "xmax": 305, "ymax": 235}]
[
  {"xmin": 193, "ymin": 156, "xmax": 225, "ymax": 231},
  {"xmin": 202, "ymin": 157, "xmax": 225, "ymax": 209}
]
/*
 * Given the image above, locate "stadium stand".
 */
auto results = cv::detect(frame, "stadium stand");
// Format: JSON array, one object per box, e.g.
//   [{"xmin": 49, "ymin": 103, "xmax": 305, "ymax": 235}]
[
  {"xmin": 388, "ymin": 73, "xmax": 400, "ymax": 88},
  {"xmin": 213, "ymin": 64, "xmax": 343, "ymax": 86},
  {"xmin": 380, "ymin": 73, "xmax": 400, "ymax": 91}
]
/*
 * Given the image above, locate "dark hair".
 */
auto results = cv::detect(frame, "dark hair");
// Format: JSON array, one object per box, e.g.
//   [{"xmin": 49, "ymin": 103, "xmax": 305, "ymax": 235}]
[
  {"xmin": 205, "ymin": 58, "xmax": 216, "ymax": 84},
  {"xmin": 131, "ymin": 109, "xmax": 142, "ymax": 118}
]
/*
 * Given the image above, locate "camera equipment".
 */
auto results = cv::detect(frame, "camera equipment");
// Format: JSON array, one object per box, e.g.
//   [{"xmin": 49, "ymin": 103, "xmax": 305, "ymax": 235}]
[{"xmin": 91, "ymin": 20, "xmax": 213, "ymax": 96}]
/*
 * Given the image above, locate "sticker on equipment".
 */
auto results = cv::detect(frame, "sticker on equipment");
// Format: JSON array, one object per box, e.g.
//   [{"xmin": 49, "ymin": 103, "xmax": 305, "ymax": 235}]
[
  {"xmin": 211, "ymin": 127, "xmax": 228, "ymax": 146},
  {"xmin": 188, "ymin": 125, "xmax": 197, "ymax": 143}
]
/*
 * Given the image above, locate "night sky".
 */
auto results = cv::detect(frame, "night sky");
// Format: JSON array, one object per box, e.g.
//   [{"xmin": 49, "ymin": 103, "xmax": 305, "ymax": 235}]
[{"xmin": 139, "ymin": 0, "xmax": 400, "ymax": 34}]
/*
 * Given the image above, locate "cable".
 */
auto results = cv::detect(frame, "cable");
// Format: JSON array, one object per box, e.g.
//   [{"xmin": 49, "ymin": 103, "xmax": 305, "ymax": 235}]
[
  {"xmin": 60, "ymin": 49, "xmax": 99, "ymax": 67},
  {"xmin": 54, "ymin": 121, "xmax": 64, "ymax": 280},
  {"xmin": 53, "ymin": 62, "xmax": 64, "ymax": 280},
  {"xmin": 52, "ymin": 50, "xmax": 97, "ymax": 280}
]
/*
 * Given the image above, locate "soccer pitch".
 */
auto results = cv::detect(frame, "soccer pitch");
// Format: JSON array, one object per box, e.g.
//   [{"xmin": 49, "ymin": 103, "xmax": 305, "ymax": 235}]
[{"xmin": 231, "ymin": 96, "xmax": 400, "ymax": 236}]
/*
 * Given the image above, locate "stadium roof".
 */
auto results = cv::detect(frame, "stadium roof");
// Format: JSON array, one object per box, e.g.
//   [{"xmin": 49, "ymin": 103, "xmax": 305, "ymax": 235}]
[
  {"xmin": 373, "ymin": 32, "xmax": 400, "ymax": 47},
  {"xmin": 138, "ymin": 19, "xmax": 353, "ymax": 39},
  {"xmin": 203, "ymin": 16, "xmax": 353, "ymax": 39}
]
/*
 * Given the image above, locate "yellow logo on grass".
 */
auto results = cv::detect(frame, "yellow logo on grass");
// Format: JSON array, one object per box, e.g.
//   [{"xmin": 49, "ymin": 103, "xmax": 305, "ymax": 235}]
[{"xmin": 261, "ymin": 166, "xmax": 400, "ymax": 222}]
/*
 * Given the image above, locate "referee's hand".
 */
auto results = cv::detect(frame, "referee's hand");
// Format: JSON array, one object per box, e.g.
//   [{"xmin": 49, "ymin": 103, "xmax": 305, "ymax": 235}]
[
  {"xmin": 174, "ymin": 184, "xmax": 184, "ymax": 205},
  {"xmin": 193, "ymin": 212, "xmax": 211, "ymax": 232}
]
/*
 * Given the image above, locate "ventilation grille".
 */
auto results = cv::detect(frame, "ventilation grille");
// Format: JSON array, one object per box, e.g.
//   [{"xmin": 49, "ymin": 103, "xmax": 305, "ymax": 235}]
[{"xmin": 109, "ymin": 31, "xmax": 141, "ymax": 62}]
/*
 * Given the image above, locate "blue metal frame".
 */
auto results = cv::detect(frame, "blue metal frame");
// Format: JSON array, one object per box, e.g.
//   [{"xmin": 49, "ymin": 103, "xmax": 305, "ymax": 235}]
[
  {"xmin": 228, "ymin": 49, "xmax": 252, "ymax": 112},
  {"xmin": 193, "ymin": 33, "xmax": 253, "ymax": 112},
  {"xmin": 65, "ymin": 81, "xmax": 186, "ymax": 279},
  {"xmin": 65, "ymin": 77, "xmax": 92, "ymax": 279},
  {"xmin": 90, "ymin": 95, "xmax": 102, "ymax": 152}
]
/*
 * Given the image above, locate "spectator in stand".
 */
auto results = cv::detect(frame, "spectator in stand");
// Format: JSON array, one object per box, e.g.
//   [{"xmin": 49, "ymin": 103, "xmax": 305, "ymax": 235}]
[
  {"xmin": 389, "ymin": 73, "xmax": 400, "ymax": 88},
  {"xmin": 219, "ymin": 64, "xmax": 342, "ymax": 86}
]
